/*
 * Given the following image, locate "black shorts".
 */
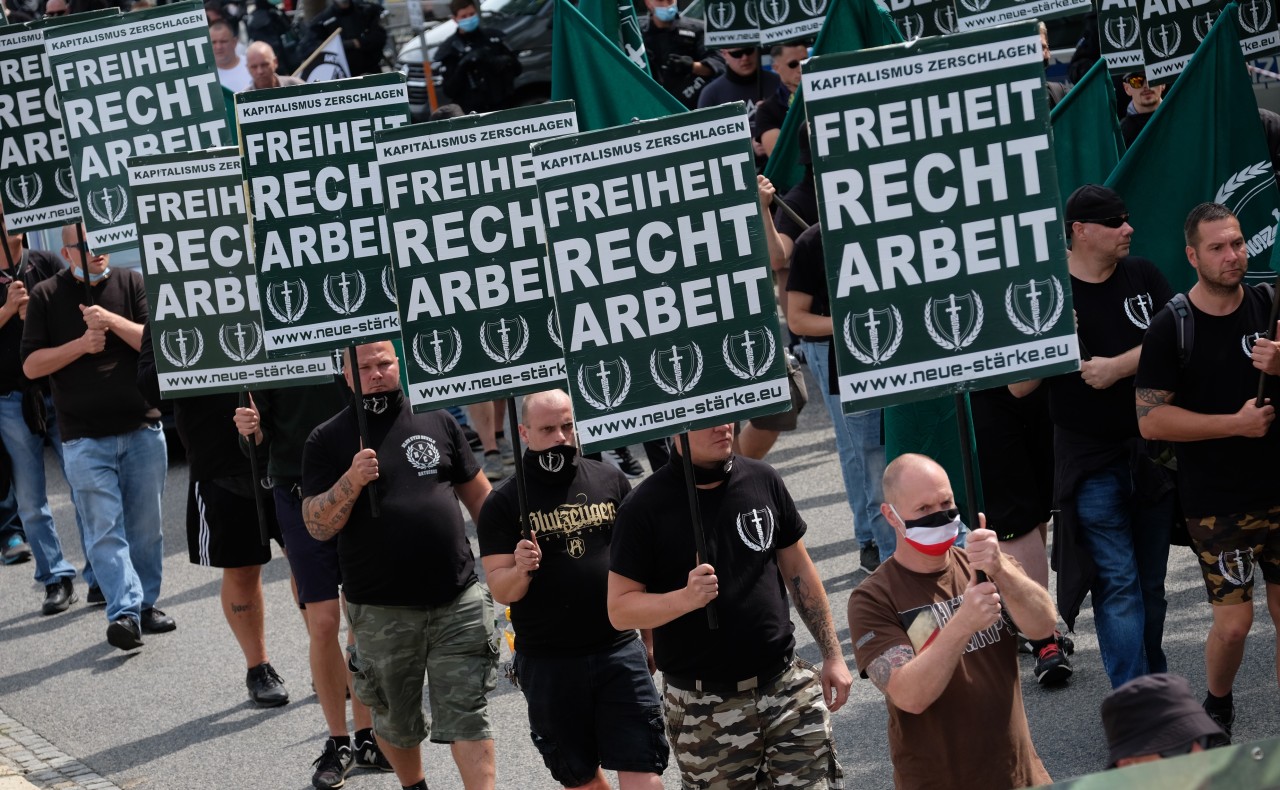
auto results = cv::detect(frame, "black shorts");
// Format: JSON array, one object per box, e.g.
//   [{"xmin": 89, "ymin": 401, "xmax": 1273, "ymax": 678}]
[
  {"xmin": 186, "ymin": 478, "xmax": 282, "ymax": 568},
  {"xmin": 970, "ymin": 387, "xmax": 1054, "ymax": 541},
  {"xmin": 274, "ymin": 484, "xmax": 342, "ymax": 604}
]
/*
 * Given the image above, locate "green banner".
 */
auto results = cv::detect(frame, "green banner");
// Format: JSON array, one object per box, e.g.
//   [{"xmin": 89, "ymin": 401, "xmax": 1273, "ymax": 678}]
[
  {"xmin": 533, "ymin": 103, "xmax": 789, "ymax": 453},
  {"xmin": 1099, "ymin": 0, "xmax": 1144, "ymax": 72},
  {"xmin": 886, "ymin": 0, "xmax": 959, "ymax": 39},
  {"xmin": 1138, "ymin": 0, "xmax": 1280, "ymax": 85},
  {"xmin": 955, "ymin": 0, "xmax": 1090, "ymax": 30},
  {"xmin": 758, "ymin": 0, "xmax": 828, "ymax": 45},
  {"xmin": 706, "ymin": 0, "xmax": 762, "ymax": 48},
  {"xmin": 1050, "ymin": 58, "xmax": 1124, "ymax": 204},
  {"xmin": 237, "ymin": 72, "xmax": 411, "ymax": 358},
  {"xmin": 805, "ymin": 22, "xmax": 1078, "ymax": 413},
  {"xmin": 0, "ymin": 10, "xmax": 117, "ymax": 232},
  {"xmin": 375, "ymin": 102, "xmax": 576, "ymax": 411},
  {"xmin": 127, "ymin": 148, "xmax": 337, "ymax": 397},
  {"xmin": 43, "ymin": 1, "xmax": 229, "ymax": 253}
]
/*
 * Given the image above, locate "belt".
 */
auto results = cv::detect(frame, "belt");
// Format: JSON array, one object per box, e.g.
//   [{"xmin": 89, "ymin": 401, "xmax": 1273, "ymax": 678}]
[{"xmin": 663, "ymin": 651, "xmax": 793, "ymax": 695}]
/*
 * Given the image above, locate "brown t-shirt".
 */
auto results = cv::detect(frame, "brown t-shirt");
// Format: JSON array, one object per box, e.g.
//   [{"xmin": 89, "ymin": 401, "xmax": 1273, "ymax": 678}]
[{"xmin": 848, "ymin": 548, "xmax": 1049, "ymax": 789}]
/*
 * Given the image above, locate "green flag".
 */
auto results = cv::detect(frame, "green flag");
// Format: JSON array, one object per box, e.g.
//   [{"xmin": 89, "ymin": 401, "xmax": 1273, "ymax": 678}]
[
  {"xmin": 1106, "ymin": 4, "xmax": 1280, "ymax": 291},
  {"xmin": 1050, "ymin": 58, "xmax": 1124, "ymax": 206},
  {"xmin": 550, "ymin": 0, "xmax": 683, "ymax": 131},
  {"xmin": 761, "ymin": 0, "xmax": 902, "ymax": 191},
  {"xmin": 578, "ymin": 0, "xmax": 650, "ymax": 74}
]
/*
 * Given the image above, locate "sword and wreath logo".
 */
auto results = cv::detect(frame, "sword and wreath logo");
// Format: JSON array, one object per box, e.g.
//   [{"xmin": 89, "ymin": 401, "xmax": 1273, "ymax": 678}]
[
  {"xmin": 55, "ymin": 166, "xmax": 77, "ymax": 200},
  {"xmin": 958, "ymin": 0, "xmax": 989, "ymax": 14},
  {"xmin": 380, "ymin": 265, "xmax": 398, "ymax": 306},
  {"xmin": 4, "ymin": 174, "xmax": 42, "ymax": 210},
  {"xmin": 934, "ymin": 4, "xmax": 957, "ymax": 33},
  {"xmin": 218, "ymin": 321, "xmax": 264, "ymax": 363},
  {"xmin": 1219, "ymin": 547, "xmax": 1255, "ymax": 586},
  {"xmin": 1191, "ymin": 9, "xmax": 1218, "ymax": 41},
  {"xmin": 547, "ymin": 309, "xmax": 564, "ymax": 350},
  {"xmin": 744, "ymin": 0, "xmax": 759, "ymax": 26},
  {"xmin": 412, "ymin": 328, "xmax": 462, "ymax": 376},
  {"xmin": 723, "ymin": 327, "xmax": 776, "ymax": 380},
  {"xmin": 1243, "ymin": 331, "xmax": 1267, "ymax": 358},
  {"xmin": 1146, "ymin": 21, "xmax": 1182, "ymax": 59},
  {"xmin": 760, "ymin": 0, "xmax": 790, "ymax": 27},
  {"xmin": 323, "ymin": 271, "xmax": 367, "ymax": 316},
  {"xmin": 1005, "ymin": 277, "xmax": 1065, "ymax": 336},
  {"xmin": 797, "ymin": 0, "xmax": 826, "ymax": 16},
  {"xmin": 1103, "ymin": 13, "xmax": 1139, "ymax": 48},
  {"xmin": 1238, "ymin": 0, "xmax": 1274, "ymax": 34},
  {"xmin": 650, "ymin": 343, "xmax": 704, "ymax": 396},
  {"xmin": 480, "ymin": 316, "xmax": 530, "ymax": 364},
  {"xmin": 896, "ymin": 12, "xmax": 925, "ymax": 39},
  {"xmin": 577, "ymin": 358, "xmax": 631, "ymax": 411},
  {"xmin": 925, "ymin": 291, "xmax": 984, "ymax": 351},
  {"xmin": 265, "ymin": 279, "xmax": 309, "ymax": 324},
  {"xmin": 86, "ymin": 185, "xmax": 128, "ymax": 225},
  {"xmin": 843, "ymin": 306, "xmax": 903, "ymax": 365},
  {"xmin": 736, "ymin": 506, "xmax": 776, "ymax": 551},
  {"xmin": 708, "ymin": 0, "xmax": 735, "ymax": 28},
  {"xmin": 1123, "ymin": 293, "xmax": 1155, "ymax": 329},
  {"xmin": 159, "ymin": 327, "xmax": 204, "ymax": 369}
]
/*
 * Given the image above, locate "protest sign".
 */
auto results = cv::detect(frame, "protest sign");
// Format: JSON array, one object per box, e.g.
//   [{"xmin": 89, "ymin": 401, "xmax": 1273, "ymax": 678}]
[
  {"xmin": 804, "ymin": 22, "xmax": 1079, "ymax": 413},
  {"xmin": 886, "ymin": 0, "xmax": 959, "ymax": 40},
  {"xmin": 758, "ymin": 0, "xmax": 828, "ymax": 45},
  {"xmin": 1138, "ymin": 0, "xmax": 1280, "ymax": 85},
  {"xmin": 44, "ymin": 1, "xmax": 229, "ymax": 252},
  {"xmin": 954, "ymin": 0, "xmax": 1089, "ymax": 31},
  {"xmin": 1099, "ymin": 0, "xmax": 1144, "ymax": 72},
  {"xmin": 705, "ymin": 0, "xmax": 762, "ymax": 48},
  {"xmin": 0, "ymin": 9, "xmax": 116, "ymax": 232},
  {"xmin": 127, "ymin": 148, "xmax": 336, "ymax": 397},
  {"xmin": 533, "ymin": 102, "xmax": 790, "ymax": 452},
  {"xmin": 377, "ymin": 102, "xmax": 575, "ymax": 411},
  {"xmin": 238, "ymin": 72, "xmax": 410, "ymax": 357}
]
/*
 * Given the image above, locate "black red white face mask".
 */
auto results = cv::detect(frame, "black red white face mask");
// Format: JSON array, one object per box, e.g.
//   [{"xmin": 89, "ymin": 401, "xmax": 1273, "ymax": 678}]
[{"xmin": 889, "ymin": 505, "xmax": 964, "ymax": 556}]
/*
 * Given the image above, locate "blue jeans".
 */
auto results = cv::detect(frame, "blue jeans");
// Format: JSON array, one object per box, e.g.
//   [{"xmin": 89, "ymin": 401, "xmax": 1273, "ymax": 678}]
[
  {"xmin": 63, "ymin": 423, "xmax": 167, "ymax": 624},
  {"xmin": 1075, "ymin": 460, "xmax": 1172, "ymax": 688},
  {"xmin": 799, "ymin": 340, "xmax": 896, "ymax": 556},
  {"xmin": 0, "ymin": 391, "xmax": 93, "ymax": 586}
]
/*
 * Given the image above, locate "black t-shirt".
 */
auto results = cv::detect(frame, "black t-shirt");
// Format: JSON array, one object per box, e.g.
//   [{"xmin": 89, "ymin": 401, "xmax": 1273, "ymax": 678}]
[
  {"xmin": 1045, "ymin": 256, "xmax": 1172, "ymax": 439},
  {"xmin": 302, "ymin": 403, "xmax": 481, "ymax": 606},
  {"xmin": 0, "ymin": 250, "xmax": 62, "ymax": 395},
  {"xmin": 1135, "ymin": 285, "xmax": 1280, "ymax": 517},
  {"xmin": 477, "ymin": 454, "xmax": 634, "ymax": 657},
  {"xmin": 773, "ymin": 175, "xmax": 817, "ymax": 243},
  {"xmin": 754, "ymin": 86, "xmax": 789, "ymax": 141},
  {"xmin": 785, "ymin": 223, "xmax": 829, "ymax": 339},
  {"xmin": 21, "ymin": 268, "xmax": 152, "ymax": 441},
  {"xmin": 610, "ymin": 455, "xmax": 804, "ymax": 682}
]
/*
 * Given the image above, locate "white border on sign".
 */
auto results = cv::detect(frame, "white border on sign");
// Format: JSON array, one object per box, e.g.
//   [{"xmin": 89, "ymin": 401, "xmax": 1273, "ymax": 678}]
[
  {"xmin": 377, "ymin": 112, "xmax": 579, "ymax": 163},
  {"xmin": 575, "ymin": 376, "xmax": 791, "ymax": 436},
  {"xmin": 1146, "ymin": 52, "xmax": 1191, "ymax": 80},
  {"xmin": 237, "ymin": 87, "xmax": 409, "ymax": 124},
  {"xmin": 45, "ymin": 11, "xmax": 206, "ymax": 55},
  {"xmin": 87, "ymin": 223, "xmax": 135, "ymax": 249},
  {"xmin": 408, "ymin": 358, "xmax": 567, "ymax": 405},
  {"xmin": 760, "ymin": 16, "xmax": 825, "ymax": 44},
  {"xmin": 158, "ymin": 358, "xmax": 336, "ymax": 392},
  {"xmin": 128, "ymin": 161, "xmax": 240, "ymax": 187},
  {"xmin": 534, "ymin": 115, "xmax": 749, "ymax": 177},
  {"xmin": 956, "ymin": 0, "xmax": 1090, "ymax": 29},
  {"xmin": 263, "ymin": 311, "xmax": 401, "ymax": 349},
  {"xmin": 6, "ymin": 202, "xmax": 79, "ymax": 229},
  {"xmin": 0, "ymin": 30, "xmax": 44, "ymax": 46}
]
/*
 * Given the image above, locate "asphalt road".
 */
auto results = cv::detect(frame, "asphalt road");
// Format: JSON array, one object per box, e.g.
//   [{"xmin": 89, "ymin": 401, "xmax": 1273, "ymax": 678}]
[{"xmin": 0, "ymin": 368, "xmax": 1278, "ymax": 789}]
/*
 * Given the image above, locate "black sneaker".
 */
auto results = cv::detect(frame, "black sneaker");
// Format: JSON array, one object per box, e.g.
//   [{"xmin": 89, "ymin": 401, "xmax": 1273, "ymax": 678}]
[
  {"xmin": 312, "ymin": 738, "xmax": 353, "ymax": 789},
  {"xmin": 41, "ymin": 577, "xmax": 77, "ymax": 615},
  {"xmin": 860, "ymin": 543, "xmax": 881, "ymax": 573},
  {"xmin": 140, "ymin": 607, "xmax": 176, "ymax": 633},
  {"xmin": 86, "ymin": 585, "xmax": 105, "ymax": 605},
  {"xmin": 353, "ymin": 735, "xmax": 393, "ymax": 772},
  {"xmin": 1204, "ymin": 699, "xmax": 1235, "ymax": 742},
  {"xmin": 1034, "ymin": 641, "xmax": 1073, "ymax": 685},
  {"xmin": 106, "ymin": 617, "xmax": 144, "ymax": 651},
  {"xmin": 608, "ymin": 446, "xmax": 644, "ymax": 479},
  {"xmin": 246, "ymin": 662, "xmax": 289, "ymax": 708},
  {"xmin": 1056, "ymin": 631, "xmax": 1075, "ymax": 655}
]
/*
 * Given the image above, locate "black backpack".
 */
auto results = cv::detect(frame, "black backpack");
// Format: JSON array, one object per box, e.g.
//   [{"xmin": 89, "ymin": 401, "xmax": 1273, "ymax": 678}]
[{"xmin": 1166, "ymin": 282, "xmax": 1276, "ymax": 367}]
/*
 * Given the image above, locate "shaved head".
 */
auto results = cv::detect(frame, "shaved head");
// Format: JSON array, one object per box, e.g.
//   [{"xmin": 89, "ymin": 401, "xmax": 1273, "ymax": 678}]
[
  {"xmin": 521, "ymin": 388, "xmax": 571, "ymax": 423},
  {"xmin": 882, "ymin": 453, "xmax": 946, "ymax": 504},
  {"xmin": 519, "ymin": 389, "xmax": 575, "ymax": 451}
]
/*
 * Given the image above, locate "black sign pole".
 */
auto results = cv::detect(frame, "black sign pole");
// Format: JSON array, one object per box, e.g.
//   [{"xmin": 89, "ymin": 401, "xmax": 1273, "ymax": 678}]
[
  {"xmin": 506, "ymin": 397, "xmax": 530, "ymax": 541},
  {"xmin": 0, "ymin": 217, "xmax": 15, "ymax": 273},
  {"xmin": 239, "ymin": 389, "xmax": 270, "ymax": 546},
  {"xmin": 678, "ymin": 431, "xmax": 719, "ymax": 630},
  {"xmin": 74, "ymin": 223, "xmax": 92, "ymax": 306},
  {"xmin": 1257, "ymin": 274, "xmax": 1280, "ymax": 406},
  {"xmin": 347, "ymin": 343, "xmax": 380, "ymax": 517},
  {"xmin": 953, "ymin": 393, "xmax": 986, "ymax": 583}
]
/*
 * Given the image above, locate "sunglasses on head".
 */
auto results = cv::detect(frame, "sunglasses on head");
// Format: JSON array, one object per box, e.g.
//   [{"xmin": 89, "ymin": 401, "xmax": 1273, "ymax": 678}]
[
  {"xmin": 725, "ymin": 47, "xmax": 756, "ymax": 58},
  {"xmin": 1079, "ymin": 214, "xmax": 1130, "ymax": 229},
  {"xmin": 1125, "ymin": 75, "xmax": 1147, "ymax": 89}
]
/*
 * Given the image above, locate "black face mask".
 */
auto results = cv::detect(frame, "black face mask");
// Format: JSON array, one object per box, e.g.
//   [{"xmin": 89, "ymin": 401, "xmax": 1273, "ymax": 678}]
[
  {"xmin": 673, "ymin": 452, "xmax": 734, "ymax": 485},
  {"xmin": 362, "ymin": 389, "xmax": 403, "ymax": 415},
  {"xmin": 527, "ymin": 444, "xmax": 576, "ymax": 478}
]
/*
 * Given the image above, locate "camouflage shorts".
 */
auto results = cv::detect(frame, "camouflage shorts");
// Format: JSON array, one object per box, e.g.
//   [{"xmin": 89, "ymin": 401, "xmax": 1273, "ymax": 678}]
[
  {"xmin": 1186, "ymin": 505, "xmax": 1280, "ymax": 606},
  {"xmin": 346, "ymin": 582, "xmax": 499, "ymax": 748},
  {"xmin": 662, "ymin": 658, "xmax": 843, "ymax": 789}
]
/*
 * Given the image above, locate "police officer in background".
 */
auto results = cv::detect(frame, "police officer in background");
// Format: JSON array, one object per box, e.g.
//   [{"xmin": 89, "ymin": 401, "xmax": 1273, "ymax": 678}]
[{"xmin": 641, "ymin": 0, "xmax": 723, "ymax": 110}]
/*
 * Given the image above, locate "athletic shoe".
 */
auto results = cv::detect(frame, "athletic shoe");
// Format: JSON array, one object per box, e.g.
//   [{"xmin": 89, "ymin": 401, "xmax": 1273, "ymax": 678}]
[
  {"xmin": 608, "ymin": 446, "xmax": 644, "ymax": 478},
  {"xmin": 41, "ymin": 577, "xmax": 77, "ymax": 615},
  {"xmin": 140, "ymin": 607, "xmax": 177, "ymax": 634},
  {"xmin": 1034, "ymin": 641, "xmax": 1072, "ymax": 685},
  {"xmin": 496, "ymin": 434, "xmax": 515, "ymax": 465},
  {"xmin": 353, "ymin": 735, "xmax": 393, "ymax": 772},
  {"xmin": 106, "ymin": 617, "xmax": 144, "ymax": 651},
  {"xmin": 1, "ymin": 534, "xmax": 31, "ymax": 565},
  {"xmin": 860, "ymin": 543, "xmax": 881, "ymax": 573},
  {"xmin": 1019, "ymin": 638, "xmax": 1034, "ymax": 655},
  {"xmin": 311, "ymin": 738, "xmax": 353, "ymax": 789},
  {"xmin": 246, "ymin": 662, "xmax": 289, "ymax": 708},
  {"xmin": 1056, "ymin": 631, "xmax": 1075, "ymax": 655},
  {"xmin": 482, "ymin": 451, "xmax": 507, "ymax": 481},
  {"xmin": 1204, "ymin": 699, "xmax": 1234, "ymax": 742},
  {"xmin": 86, "ymin": 585, "xmax": 106, "ymax": 605}
]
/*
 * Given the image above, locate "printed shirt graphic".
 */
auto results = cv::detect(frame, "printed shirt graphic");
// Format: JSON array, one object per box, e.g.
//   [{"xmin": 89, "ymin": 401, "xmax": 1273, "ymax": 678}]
[{"xmin": 849, "ymin": 548, "xmax": 1048, "ymax": 789}]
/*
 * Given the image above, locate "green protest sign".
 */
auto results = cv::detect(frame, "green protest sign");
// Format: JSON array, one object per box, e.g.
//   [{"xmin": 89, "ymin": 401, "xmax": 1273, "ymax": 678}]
[
  {"xmin": 127, "ymin": 148, "xmax": 337, "ymax": 397},
  {"xmin": 1099, "ymin": 0, "xmax": 1144, "ymax": 72},
  {"xmin": 954, "ymin": 0, "xmax": 1089, "ymax": 30},
  {"xmin": 804, "ymin": 22, "xmax": 1078, "ymax": 413},
  {"xmin": 0, "ymin": 10, "xmax": 117, "ymax": 232},
  {"xmin": 886, "ymin": 0, "xmax": 960, "ymax": 40},
  {"xmin": 758, "ymin": 0, "xmax": 827, "ymax": 45},
  {"xmin": 705, "ymin": 0, "xmax": 762, "ymax": 48},
  {"xmin": 375, "ymin": 102, "xmax": 576, "ymax": 411},
  {"xmin": 1138, "ymin": 0, "xmax": 1280, "ymax": 84},
  {"xmin": 533, "ymin": 103, "xmax": 790, "ymax": 453},
  {"xmin": 44, "ymin": 1, "xmax": 229, "ymax": 253},
  {"xmin": 237, "ymin": 72, "xmax": 411, "ymax": 357}
]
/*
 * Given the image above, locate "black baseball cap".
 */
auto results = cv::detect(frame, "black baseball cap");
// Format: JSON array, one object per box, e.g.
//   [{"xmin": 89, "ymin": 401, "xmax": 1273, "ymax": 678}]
[{"xmin": 1065, "ymin": 184, "xmax": 1128, "ymax": 226}]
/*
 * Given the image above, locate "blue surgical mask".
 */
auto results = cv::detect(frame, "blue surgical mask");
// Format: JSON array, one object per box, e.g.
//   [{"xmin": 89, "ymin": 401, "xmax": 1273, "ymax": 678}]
[
  {"xmin": 71, "ymin": 265, "xmax": 109, "ymax": 284},
  {"xmin": 457, "ymin": 14, "xmax": 480, "ymax": 32},
  {"xmin": 653, "ymin": 4, "xmax": 678, "ymax": 22}
]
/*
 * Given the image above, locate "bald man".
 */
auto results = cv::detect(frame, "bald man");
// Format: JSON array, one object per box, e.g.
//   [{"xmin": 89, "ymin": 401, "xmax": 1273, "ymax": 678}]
[
  {"xmin": 245, "ymin": 41, "xmax": 304, "ymax": 91},
  {"xmin": 477, "ymin": 390, "xmax": 667, "ymax": 790},
  {"xmin": 848, "ymin": 453, "xmax": 1056, "ymax": 789}
]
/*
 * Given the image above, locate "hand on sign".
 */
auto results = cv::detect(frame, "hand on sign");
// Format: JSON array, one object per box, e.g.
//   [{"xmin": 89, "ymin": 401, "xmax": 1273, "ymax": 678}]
[
  {"xmin": 233, "ymin": 394, "xmax": 261, "ymax": 439},
  {"xmin": 3, "ymin": 281, "xmax": 27, "ymax": 319},
  {"xmin": 956, "ymin": 575, "xmax": 1002, "ymax": 636},
  {"xmin": 1235, "ymin": 397, "xmax": 1275, "ymax": 438},
  {"xmin": 79, "ymin": 304, "xmax": 115, "ymax": 333},
  {"xmin": 514, "ymin": 535, "xmax": 541, "ymax": 575},
  {"xmin": 684, "ymin": 562, "xmax": 718, "ymax": 610},
  {"xmin": 757, "ymin": 174, "xmax": 776, "ymax": 211},
  {"xmin": 1250, "ymin": 323, "xmax": 1280, "ymax": 375},
  {"xmin": 665, "ymin": 53, "xmax": 693, "ymax": 75},
  {"xmin": 80, "ymin": 327, "xmax": 106, "ymax": 355},
  {"xmin": 1080, "ymin": 356, "xmax": 1121, "ymax": 390},
  {"xmin": 347, "ymin": 447, "xmax": 379, "ymax": 487}
]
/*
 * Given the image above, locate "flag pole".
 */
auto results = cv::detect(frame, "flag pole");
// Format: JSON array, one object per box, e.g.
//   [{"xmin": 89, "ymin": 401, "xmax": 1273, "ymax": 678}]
[
  {"xmin": 506, "ymin": 397, "xmax": 530, "ymax": 541},
  {"xmin": 346, "ymin": 343, "xmax": 380, "ymax": 517},
  {"xmin": 291, "ymin": 27, "xmax": 343, "ymax": 79},
  {"xmin": 773, "ymin": 194, "xmax": 809, "ymax": 231},
  {"xmin": 0, "ymin": 218, "xmax": 16, "ymax": 274},
  {"xmin": 1256, "ymin": 273, "xmax": 1280, "ymax": 406},
  {"xmin": 74, "ymin": 224, "xmax": 92, "ymax": 306},
  {"xmin": 678, "ymin": 431, "xmax": 719, "ymax": 630},
  {"xmin": 240, "ymin": 389, "xmax": 271, "ymax": 546},
  {"xmin": 952, "ymin": 392, "xmax": 986, "ymax": 583}
]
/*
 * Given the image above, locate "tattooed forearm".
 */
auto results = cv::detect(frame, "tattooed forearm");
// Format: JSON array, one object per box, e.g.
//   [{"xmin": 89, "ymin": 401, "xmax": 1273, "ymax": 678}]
[
  {"xmin": 1135, "ymin": 387, "xmax": 1173, "ymax": 420},
  {"xmin": 302, "ymin": 476, "xmax": 358, "ymax": 540},
  {"xmin": 790, "ymin": 573, "xmax": 842, "ymax": 661},
  {"xmin": 866, "ymin": 644, "xmax": 916, "ymax": 693}
]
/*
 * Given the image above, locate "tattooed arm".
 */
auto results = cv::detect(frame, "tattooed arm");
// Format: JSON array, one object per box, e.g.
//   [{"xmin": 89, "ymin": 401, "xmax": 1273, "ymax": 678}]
[
  {"xmin": 1136, "ymin": 387, "xmax": 1275, "ymax": 441},
  {"xmin": 302, "ymin": 448, "xmax": 378, "ymax": 540},
  {"xmin": 778, "ymin": 539, "xmax": 854, "ymax": 711}
]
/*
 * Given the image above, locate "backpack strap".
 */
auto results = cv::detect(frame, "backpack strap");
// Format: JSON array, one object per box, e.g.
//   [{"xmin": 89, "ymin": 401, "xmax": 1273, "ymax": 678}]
[{"xmin": 1166, "ymin": 293, "xmax": 1193, "ymax": 369}]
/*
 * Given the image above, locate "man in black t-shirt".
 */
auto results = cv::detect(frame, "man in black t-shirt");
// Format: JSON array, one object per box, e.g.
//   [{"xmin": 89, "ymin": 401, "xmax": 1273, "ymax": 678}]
[
  {"xmin": 301, "ymin": 341, "xmax": 494, "ymax": 790},
  {"xmin": 1011, "ymin": 185, "xmax": 1176, "ymax": 690},
  {"xmin": 21, "ymin": 223, "xmax": 173, "ymax": 652},
  {"xmin": 1135, "ymin": 202, "xmax": 1280, "ymax": 740},
  {"xmin": 608, "ymin": 424, "xmax": 850, "ymax": 787},
  {"xmin": 477, "ymin": 389, "xmax": 668, "ymax": 789}
]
